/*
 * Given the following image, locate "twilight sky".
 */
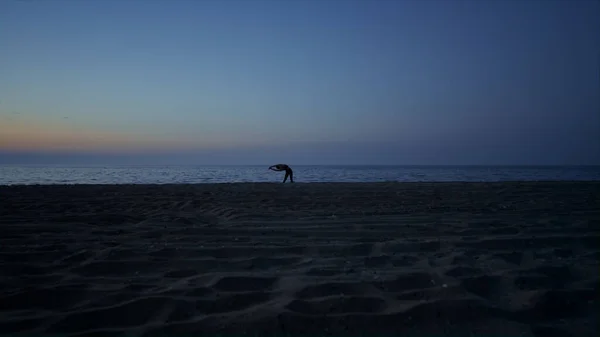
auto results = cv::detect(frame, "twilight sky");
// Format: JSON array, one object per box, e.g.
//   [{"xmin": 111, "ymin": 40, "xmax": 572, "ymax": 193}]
[{"xmin": 1, "ymin": 0, "xmax": 599, "ymax": 165}]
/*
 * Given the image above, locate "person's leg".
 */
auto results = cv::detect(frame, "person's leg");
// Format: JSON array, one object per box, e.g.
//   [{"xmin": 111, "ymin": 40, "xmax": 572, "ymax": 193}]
[
  {"xmin": 283, "ymin": 172, "xmax": 289, "ymax": 183},
  {"xmin": 289, "ymin": 170, "xmax": 294, "ymax": 183}
]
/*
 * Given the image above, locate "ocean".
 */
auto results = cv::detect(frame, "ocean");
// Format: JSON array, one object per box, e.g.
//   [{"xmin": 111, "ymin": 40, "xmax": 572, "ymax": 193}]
[{"xmin": 1, "ymin": 165, "xmax": 599, "ymax": 185}]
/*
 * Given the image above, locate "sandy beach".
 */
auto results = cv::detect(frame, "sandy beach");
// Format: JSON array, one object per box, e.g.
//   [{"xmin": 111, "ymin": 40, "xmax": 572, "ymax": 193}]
[{"xmin": 0, "ymin": 181, "xmax": 598, "ymax": 336}]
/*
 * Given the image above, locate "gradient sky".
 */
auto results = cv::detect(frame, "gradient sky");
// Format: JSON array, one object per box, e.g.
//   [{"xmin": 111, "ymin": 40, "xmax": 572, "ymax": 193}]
[{"xmin": 1, "ymin": 0, "xmax": 599, "ymax": 165}]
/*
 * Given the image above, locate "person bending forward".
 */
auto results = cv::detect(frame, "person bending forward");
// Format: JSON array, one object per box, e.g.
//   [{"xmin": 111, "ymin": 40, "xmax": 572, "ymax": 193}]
[{"xmin": 269, "ymin": 164, "xmax": 294, "ymax": 183}]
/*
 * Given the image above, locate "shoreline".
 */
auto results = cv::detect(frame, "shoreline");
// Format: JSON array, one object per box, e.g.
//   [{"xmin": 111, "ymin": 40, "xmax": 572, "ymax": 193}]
[{"xmin": 2, "ymin": 179, "xmax": 600, "ymax": 186}]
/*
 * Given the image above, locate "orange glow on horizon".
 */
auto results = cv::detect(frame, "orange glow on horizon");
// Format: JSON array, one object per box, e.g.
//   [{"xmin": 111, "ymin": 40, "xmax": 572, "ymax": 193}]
[{"xmin": 0, "ymin": 117, "xmax": 206, "ymax": 153}]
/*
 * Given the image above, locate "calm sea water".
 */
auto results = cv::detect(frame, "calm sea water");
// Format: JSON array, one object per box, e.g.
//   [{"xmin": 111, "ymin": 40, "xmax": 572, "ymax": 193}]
[{"xmin": 1, "ymin": 165, "xmax": 599, "ymax": 185}]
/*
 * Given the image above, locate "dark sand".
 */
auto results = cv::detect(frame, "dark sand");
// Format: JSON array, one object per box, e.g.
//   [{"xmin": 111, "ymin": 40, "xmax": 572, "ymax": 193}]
[{"xmin": 1, "ymin": 182, "xmax": 599, "ymax": 336}]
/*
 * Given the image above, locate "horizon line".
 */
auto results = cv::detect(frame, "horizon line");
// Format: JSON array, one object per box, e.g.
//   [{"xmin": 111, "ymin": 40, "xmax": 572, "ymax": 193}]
[{"xmin": 1, "ymin": 163, "xmax": 599, "ymax": 168}]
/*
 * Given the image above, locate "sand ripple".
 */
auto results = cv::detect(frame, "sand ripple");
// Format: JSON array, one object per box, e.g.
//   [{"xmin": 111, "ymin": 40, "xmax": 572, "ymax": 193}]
[{"xmin": 1, "ymin": 182, "xmax": 599, "ymax": 336}]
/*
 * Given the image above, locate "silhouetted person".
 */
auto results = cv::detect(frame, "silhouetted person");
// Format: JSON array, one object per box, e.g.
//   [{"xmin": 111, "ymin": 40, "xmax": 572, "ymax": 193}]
[{"xmin": 269, "ymin": 164, "xmax": 294, "ymax": 183}]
